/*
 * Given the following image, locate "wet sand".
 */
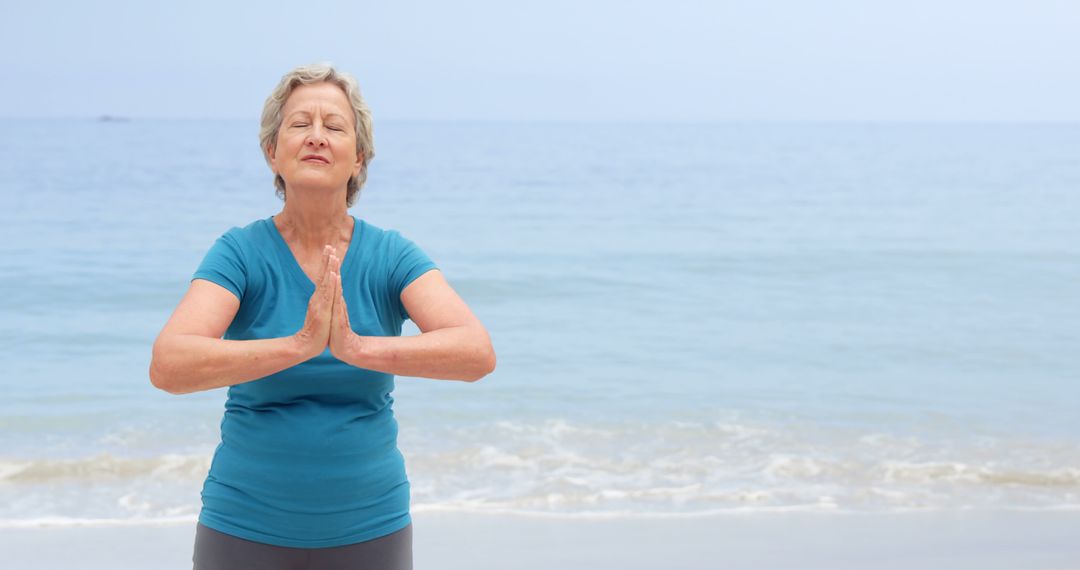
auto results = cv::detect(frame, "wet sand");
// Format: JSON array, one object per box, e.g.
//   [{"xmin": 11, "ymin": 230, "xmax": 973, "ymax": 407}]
[{"xmin": 2, "ymin": 509, "xmax": 1077, "ymax": 569}]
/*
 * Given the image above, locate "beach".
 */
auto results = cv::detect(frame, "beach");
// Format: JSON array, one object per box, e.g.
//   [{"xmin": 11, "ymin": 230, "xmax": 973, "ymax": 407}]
[{"xmin": 3, "ymin": 510, "xmax": 1078, "ymax": 569}]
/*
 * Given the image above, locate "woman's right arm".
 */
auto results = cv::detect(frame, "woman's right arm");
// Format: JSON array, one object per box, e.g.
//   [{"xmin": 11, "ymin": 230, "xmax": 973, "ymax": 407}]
[
  {"xmin": 149, "ymin": 279, "xmax": 307, "ymax": 395},
  {"xmin": 150, "ymin": 246, "xmax": 340, "ymax": 395}
]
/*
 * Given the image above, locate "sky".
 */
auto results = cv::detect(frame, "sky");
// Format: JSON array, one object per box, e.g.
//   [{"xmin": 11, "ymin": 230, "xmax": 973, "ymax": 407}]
[{"xmin": 1, "ymin": 0, "xmax": 1078, "ymax": 122}]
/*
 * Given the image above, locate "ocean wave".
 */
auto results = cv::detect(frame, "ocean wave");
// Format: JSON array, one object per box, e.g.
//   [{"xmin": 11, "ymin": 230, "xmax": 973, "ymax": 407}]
[
  {"xmin": 2, "ymin": 417, "xmax": 1079, "ymax": 522},
  {"xmin": 0, "ymin": 453, "xmax": 211, "ymax": 483},
  {"xmin": 6, "ymin": 503, "xmax": 1080, "ymax": 530}
]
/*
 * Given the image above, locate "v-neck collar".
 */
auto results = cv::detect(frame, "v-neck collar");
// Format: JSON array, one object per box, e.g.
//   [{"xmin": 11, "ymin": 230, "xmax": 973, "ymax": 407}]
[{"xmin": 265, "ymin": 214, "xmax": 362, "ymax": 294}]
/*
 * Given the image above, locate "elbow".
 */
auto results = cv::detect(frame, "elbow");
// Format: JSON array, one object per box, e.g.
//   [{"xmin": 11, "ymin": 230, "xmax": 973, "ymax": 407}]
[
  {"xmin": 149, "ymin": 360, "xmax": 172, "ymax": 394},
  {"xmin": 466, "ymin": 343, "xmax": 496, "ymax": 383},
  {"xmin": 149, "ymin": 343, "xmax": 184, "ymax": 395},
  {"xmin": 149, "ymin": 359, "xmax": 180, "ymax": 395}
]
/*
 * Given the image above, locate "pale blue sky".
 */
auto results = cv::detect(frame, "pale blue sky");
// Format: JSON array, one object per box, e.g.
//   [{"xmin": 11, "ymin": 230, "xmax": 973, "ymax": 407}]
[{"xmin": 2, "ymin": 0, "xmax": 1077, "ymax": 121}]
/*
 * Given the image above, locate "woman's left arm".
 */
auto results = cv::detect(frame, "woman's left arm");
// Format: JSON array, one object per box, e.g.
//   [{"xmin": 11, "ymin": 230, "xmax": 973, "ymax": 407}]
[{"xmin": 330, "ymin": 269, "xmax": 496, "ymax": 382}]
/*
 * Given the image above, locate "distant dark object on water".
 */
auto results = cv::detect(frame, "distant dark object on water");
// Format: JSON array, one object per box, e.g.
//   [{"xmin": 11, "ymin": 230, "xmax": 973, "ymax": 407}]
[{"xmin": 98, "ymin": 115, "xmax": 130, "ymax": 122}]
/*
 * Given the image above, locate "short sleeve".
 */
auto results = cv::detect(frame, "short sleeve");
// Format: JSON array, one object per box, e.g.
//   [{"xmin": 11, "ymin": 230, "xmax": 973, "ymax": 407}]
[
  {"xmin": 191, "ymin": 230, "xmax": 247, "ymax": 302},
  {"xmin": 388, "ymin": 230, "xmax": 438, "ymax": 321}
]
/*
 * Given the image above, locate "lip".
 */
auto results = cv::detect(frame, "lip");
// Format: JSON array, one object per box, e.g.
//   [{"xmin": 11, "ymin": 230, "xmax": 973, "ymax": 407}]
[{"xmin": 301, "ymin": 155, "xmax": 330, "ymax": 164}]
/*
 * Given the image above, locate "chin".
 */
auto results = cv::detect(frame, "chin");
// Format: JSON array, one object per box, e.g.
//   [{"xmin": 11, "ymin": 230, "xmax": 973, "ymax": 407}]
[{"xmin": 286, "ymin": 177, "xmax": 349, "ymax": 193}]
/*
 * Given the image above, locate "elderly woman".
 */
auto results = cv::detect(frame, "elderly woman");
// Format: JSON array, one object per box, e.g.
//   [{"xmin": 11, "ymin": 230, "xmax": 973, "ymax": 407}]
[{"xmin": 149, "ymin": 63, "xmax": 495, "ymax": 569}]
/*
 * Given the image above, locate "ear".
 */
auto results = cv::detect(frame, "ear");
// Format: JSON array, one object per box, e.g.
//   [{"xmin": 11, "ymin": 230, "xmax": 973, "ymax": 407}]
[
  {"xmin": 266, "ymin": 144, "xmax": 278, "ymax": 174},
  {"xmin": 352, "ymin": 150, "xmax": 364, "ymax": 178}
]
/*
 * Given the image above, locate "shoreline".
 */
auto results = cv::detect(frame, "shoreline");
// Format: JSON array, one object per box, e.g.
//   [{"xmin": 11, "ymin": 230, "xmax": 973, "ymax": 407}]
[{"xmin": 1, "ymin": 509, "xmax": 1076, "ymax": 569}]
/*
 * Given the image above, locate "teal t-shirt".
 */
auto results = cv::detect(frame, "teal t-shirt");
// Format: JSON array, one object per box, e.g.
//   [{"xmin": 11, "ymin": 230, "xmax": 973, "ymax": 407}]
[{"xmin": 190, "ymin": 214, "xmax": 437, "ymax": 548}]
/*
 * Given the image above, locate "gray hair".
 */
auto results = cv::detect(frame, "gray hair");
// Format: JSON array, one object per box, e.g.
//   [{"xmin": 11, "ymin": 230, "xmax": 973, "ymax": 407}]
[{"xmin": 259, "ymin": 63, "xmax": 375, "ymax": 207}]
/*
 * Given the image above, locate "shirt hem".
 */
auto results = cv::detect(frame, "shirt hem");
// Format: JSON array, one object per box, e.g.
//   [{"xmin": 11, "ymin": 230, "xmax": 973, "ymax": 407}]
[{"xmin": 196, "ymin": 511, "xmax": 412, "ymax": 549}]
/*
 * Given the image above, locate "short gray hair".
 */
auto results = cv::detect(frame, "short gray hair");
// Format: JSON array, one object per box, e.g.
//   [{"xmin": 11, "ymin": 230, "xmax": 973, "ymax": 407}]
[{"xmin": 259, "ymin": 63, "xmax": 375, "ymax": 207}]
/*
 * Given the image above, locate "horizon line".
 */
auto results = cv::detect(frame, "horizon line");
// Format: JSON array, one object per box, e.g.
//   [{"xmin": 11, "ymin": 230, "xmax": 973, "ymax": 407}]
[{"xmin": 3, "ymin": 116, "xmax": 1080, "ymax": 125}]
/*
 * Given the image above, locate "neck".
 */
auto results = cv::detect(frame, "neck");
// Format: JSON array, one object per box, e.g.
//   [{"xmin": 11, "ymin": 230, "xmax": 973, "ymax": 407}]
[{"xmin": 274, "ymin": 193, "xmax": 353, "ymax": 252}]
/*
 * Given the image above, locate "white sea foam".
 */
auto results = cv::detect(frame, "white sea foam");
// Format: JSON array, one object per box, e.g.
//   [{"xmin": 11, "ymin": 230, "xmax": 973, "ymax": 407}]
[
  {"xmin": 0, "ymin": 515, "xmax": 199, "ymax": 529},
  {"xmin": 4, "ymin": 417, "xmax": 1078, "ymax": 525},
  {"xmin": 1, "ymin": 416, "xmax": 1079, "ymax": 527},
  {"xmin": 0, "ymin": 453, "xmax": 212, "ymax": 483}
]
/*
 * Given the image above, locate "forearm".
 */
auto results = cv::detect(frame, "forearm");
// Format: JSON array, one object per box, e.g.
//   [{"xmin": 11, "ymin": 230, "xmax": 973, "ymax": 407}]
[
  {"xmin": 150, "ymin": 334, "xmax": 307, "ymax": 395},
  {"xmin": 344, "ymin": 326, "xmax": 496, "ymax": 382}
]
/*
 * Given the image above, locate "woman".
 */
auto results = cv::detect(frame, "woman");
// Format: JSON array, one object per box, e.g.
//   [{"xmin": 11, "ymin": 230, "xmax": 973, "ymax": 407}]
[{"xmin": 149, "ymin": 63, "xmax": 496, "ymax": 569}]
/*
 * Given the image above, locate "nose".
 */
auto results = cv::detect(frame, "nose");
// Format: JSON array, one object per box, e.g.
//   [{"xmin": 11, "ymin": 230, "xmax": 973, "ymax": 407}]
[{"xmin": 305, "ymin": 125, "xmax": 328, "ymax": 148}]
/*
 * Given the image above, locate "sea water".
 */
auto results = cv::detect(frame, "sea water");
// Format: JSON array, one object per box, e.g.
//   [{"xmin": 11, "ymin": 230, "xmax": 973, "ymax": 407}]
[{"xmin": 1, "ymin": 119, "xmax": 1078, "ymax": 526}]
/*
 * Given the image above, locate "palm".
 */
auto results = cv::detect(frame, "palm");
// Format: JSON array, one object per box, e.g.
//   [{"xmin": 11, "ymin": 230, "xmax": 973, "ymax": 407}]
[
  {"xmin": 329, "ymin": 274, "xmax": 356, "ymax": 361},
  {"xmin": 295, "ymin": 246, "xmax": 339, "ymax": 360}
]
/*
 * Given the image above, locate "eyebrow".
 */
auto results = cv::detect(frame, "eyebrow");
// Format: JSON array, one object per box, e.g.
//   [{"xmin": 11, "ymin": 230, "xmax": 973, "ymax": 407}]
[{"xmin": 286, "ymin": 111, "xmax": 349, "ymax": 121}]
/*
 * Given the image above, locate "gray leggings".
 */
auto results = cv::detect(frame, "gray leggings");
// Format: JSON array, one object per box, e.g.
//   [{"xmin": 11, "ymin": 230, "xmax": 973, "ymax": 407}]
[{"xmin": 192, "ymin": 522, "xmax": 412, "ymax": 570}]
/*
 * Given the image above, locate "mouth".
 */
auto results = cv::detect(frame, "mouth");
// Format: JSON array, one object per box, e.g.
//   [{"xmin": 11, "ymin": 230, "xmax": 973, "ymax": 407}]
[{"xmin": 302, "ymin": 155, "xmax": 330, "ymax": 164}]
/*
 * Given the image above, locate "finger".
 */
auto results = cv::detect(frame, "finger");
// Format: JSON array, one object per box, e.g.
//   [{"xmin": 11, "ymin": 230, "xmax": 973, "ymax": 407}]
[
  {"xmin": 333, "ymin": 273, "xmax": 349, "ymax": 332},
  {"xmin": 336, "ymin": 272, "xmax": 349, "ymax": 327},
  {"xmin": 322, "ymin": 255, "xmax": 338, "ymax": 294},
  {"xmin": 329, "ymin": 271, "xmax": 341, "ymax": 315},
  {"xmin": 319, "ymin": 245, "xmax": 335, "ymax": 282},
  {"xmin": 331, "ymin": 271, "xmax": 340, "ymax": 310},
  {"xmin": 321, "ymin": 244, "xmax": 331, "ymax": 271}
]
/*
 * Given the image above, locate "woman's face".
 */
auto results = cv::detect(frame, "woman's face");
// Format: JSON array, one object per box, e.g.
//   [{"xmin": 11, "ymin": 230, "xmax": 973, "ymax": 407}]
[{"xmin": 268, "ymin": 81, "xmax": 363, "ymax": 195}]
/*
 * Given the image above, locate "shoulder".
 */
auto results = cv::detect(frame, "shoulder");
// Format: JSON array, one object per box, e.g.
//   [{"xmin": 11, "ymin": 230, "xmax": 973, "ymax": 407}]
[
  {"xmin": 212, "ymin": 217, "xmax": 274, "ymax": 250},
  {"xmin": 229, "ymin": 217, "xmax": 271, "ymax": 242},
  {"xmin": 199, "ymin": 218, "xmax": 278, "ymax": 269},
  {"xmin": 355, "ymin": 217, "xmax": 412, "ymax": 251},
  {"xmin": 356, "ymin": 217, "xmax": 392, "ymax": 239}
]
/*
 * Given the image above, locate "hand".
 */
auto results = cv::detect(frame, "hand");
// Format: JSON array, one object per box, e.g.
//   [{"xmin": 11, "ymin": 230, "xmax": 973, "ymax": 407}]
[
  {"xmin": 294, "ymin": 245, "xmax": 341, "ymax": 360},
  {"xmin": 329, "ymin": 269, "xmax": 360, "ymax": 362}
]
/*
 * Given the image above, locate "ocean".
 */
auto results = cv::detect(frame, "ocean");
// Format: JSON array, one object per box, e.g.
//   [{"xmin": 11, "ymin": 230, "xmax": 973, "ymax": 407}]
[{"xmin": 1, "ymin": 119, "xmax": 1078, "ymax": 526}]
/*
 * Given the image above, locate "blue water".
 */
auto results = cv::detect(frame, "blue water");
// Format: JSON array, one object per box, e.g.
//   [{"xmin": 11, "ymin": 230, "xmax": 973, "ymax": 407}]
[{"xmin": 1, "ymin": 119, "xmax": 1079, "ymax": 525}]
